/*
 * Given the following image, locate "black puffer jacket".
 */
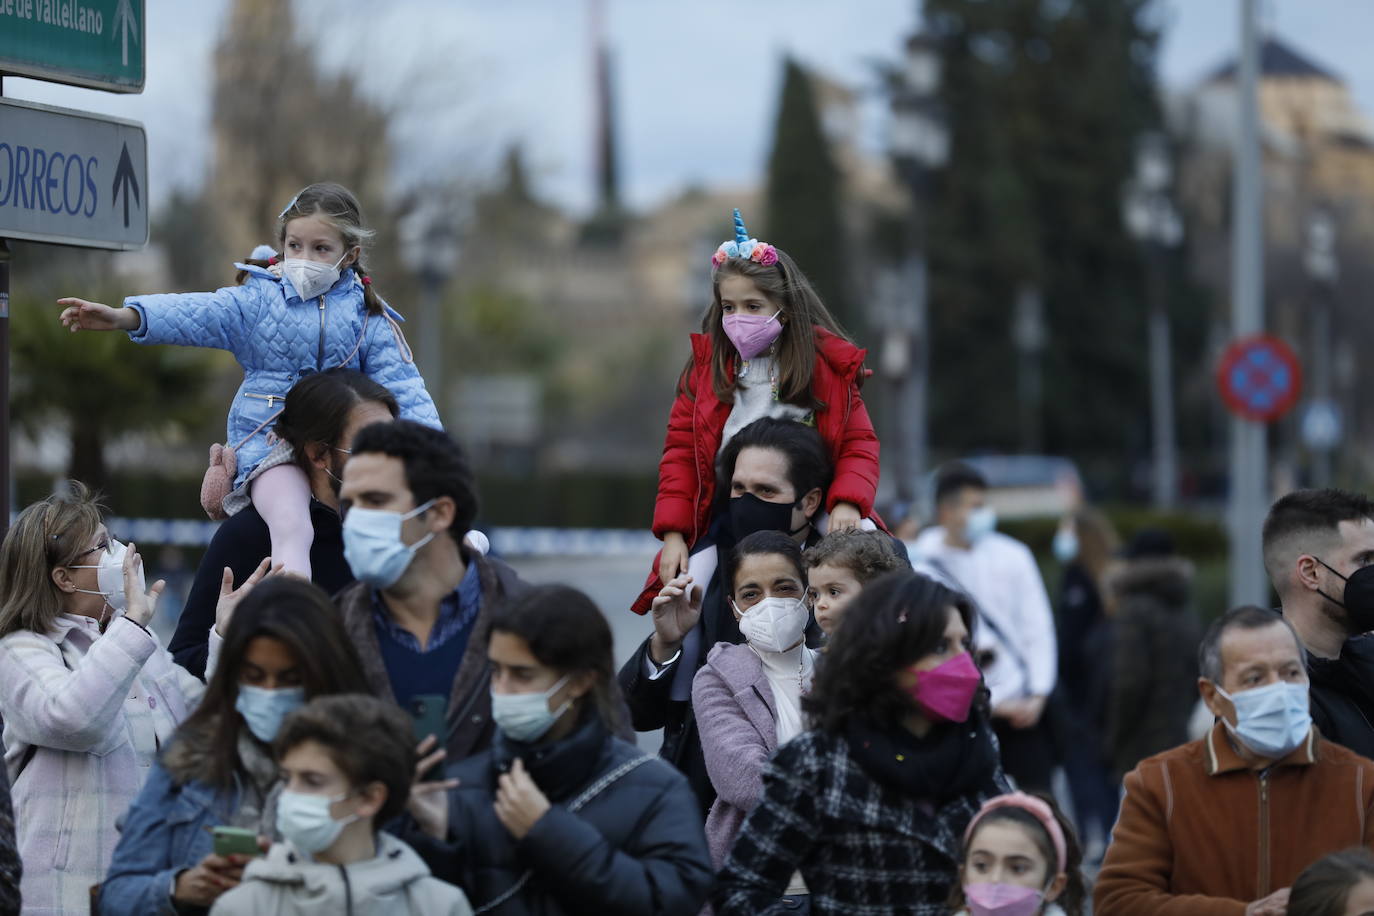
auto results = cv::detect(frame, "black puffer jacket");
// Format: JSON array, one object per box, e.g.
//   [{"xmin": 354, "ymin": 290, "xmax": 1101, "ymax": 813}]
[
  {"xmin": 403, "ymin": 715, "xmax": 713, "ymax": 916},
  {"xmin": 1106, "ymin": 555, "xmax": 1201, "ymax": 779},
  {"xmin": 1306, "ymin": 632, "xmax": 1374, "ymax": 760},
  {"xmin": 0, "ymin": 762, "xmax": 19, "ymax": 916}
]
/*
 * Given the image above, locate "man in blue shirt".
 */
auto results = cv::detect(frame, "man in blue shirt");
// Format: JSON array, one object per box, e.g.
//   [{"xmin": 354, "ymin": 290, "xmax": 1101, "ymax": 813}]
[{"xmin": 337, "ymin": 419, "xmax": 527, "ymax": 764}]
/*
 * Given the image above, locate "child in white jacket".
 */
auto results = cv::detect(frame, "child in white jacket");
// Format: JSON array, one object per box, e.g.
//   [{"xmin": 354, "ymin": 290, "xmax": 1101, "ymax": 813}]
[{"xmin": 209, "ymin": 694, "xmax": 470, "ymax": 916}]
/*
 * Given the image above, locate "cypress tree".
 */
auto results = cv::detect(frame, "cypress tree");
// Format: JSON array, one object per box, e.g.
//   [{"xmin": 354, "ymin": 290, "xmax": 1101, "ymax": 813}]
[{"xmin": 765, "ymin": 57, "xmax": 855, "ymax": 333}]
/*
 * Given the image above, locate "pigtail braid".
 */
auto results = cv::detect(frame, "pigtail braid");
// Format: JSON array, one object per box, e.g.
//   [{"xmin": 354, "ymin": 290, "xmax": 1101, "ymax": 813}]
[
  {"xmin": 235, "ymin": 257, "xmax": 276, "ymax": 285},
  {"xmin": 352, "ymin": 262, "xmax": 384, "ymax": 316}
]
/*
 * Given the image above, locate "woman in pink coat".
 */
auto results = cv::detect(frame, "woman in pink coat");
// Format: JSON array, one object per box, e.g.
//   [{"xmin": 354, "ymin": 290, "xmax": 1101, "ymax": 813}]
[
  {"xmin": 689, "ymin": 531, "xmax": 816, "ymax": 908},
  {"xmin": 0, "ymin": 484, "xmax": 221, "ymax": 914}
]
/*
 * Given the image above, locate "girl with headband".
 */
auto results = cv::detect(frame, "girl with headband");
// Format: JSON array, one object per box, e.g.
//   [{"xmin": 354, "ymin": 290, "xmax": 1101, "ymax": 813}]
[
  {"xmin": 633, "ymin": 208, "xmax": 882, "ymax": 613},
  {"xmin": 952, "ymin": 792, "xmax": 1088, "ymax": 916}
]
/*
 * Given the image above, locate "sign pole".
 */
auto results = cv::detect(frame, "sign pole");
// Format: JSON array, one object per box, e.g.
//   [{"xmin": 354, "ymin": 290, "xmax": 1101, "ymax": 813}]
[
  {"xmin": 1228, "ymin": 0, "xmax": 1267, "ymax": 608},
  {"xmin": 1, "ymin": 74, "xmax": 9, "ymax": 537}
]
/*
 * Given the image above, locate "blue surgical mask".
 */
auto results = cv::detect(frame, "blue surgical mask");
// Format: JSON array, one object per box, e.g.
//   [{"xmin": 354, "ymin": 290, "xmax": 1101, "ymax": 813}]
[
  {"xmin": 1215, "ymin": 681, "xmax": 1311, "ymax": 758},
  {"xmin": 342, "ymin": 499, "xmax": 437, "ymax": 589},
  {"xmin": 276, "ymin": 789, "xmax": 359, "ymax": 856},
  {"xmin": 235, "ymin": 684, "xmax": 306, "ymax": 743},
  {"xmin": 964, "ymin": 505, "xmax": 997, "ymax": 543},
  {"xmin": 1052, "ymin": 528, "xmax": 1079, "ymax": 564},
  {"xmin": 491, "ymin": 675, "xmax": 571, "ymax": 744}
]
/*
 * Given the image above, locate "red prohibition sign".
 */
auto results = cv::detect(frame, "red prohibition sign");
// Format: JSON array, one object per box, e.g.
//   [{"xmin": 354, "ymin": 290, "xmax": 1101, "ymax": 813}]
[{"xmin": 1216, "ymin": 334, "xmax": 1303, "ymax": 423}]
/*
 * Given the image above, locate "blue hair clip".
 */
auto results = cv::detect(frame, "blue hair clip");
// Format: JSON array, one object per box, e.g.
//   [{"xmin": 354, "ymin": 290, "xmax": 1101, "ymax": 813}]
[{"xmin": 277, "ymin": 192, "xmax": 301, "ymax": 221}]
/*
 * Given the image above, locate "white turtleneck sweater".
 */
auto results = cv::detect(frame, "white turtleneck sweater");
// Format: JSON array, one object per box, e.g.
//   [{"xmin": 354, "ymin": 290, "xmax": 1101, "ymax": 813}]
[{"xmin": 753, "ymin": 640, "xmax": 818, "ymax": 898}]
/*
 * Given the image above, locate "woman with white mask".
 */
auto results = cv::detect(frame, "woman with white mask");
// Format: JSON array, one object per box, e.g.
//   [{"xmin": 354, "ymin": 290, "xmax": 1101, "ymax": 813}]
[
  {"xmin": 0, "ymin": 482, "xmax": 211, "ymax": 914},
  {"xmin": 400, "ymin": 584, "xmax": 713, "ymax": 916},
  {"xmin": 690, "ymin": 530, "xmax": 816, "ymax": 910}
]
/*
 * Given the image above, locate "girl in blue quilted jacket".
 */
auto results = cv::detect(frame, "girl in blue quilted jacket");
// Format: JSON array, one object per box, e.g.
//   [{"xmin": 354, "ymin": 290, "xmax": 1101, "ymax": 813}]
[{"xmin": 57, "ymin": 182, "xmax": 441, "ymax": 578}]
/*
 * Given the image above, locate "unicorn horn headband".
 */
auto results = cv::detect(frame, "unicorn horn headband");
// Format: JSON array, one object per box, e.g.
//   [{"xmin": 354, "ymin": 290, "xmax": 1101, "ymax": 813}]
[
  {"xmin": 711, "ymin": 208, "xmax": 779, "ymax": 270},
  {"xmin": 964, "ymin": 792, "xmax": 1067, "ymax": 874}
]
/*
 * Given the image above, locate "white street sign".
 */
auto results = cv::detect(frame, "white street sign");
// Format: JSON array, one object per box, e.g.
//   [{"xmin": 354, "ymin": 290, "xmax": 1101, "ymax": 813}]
[{"xmin": 0, "ymin": 97, "xmax": 147, "ymax": 249}]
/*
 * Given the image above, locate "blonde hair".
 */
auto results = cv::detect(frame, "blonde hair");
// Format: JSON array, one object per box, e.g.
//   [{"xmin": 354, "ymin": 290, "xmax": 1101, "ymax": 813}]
[{"xmin": 0, "ymin": 482, "xmax": 105, "ymax": 637}]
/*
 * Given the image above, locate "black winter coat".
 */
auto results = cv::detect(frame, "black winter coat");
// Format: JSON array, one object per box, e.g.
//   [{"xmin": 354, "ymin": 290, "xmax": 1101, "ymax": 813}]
[
  {"xmin": 1307, "ymin": 631, "xmax": 1374, "ymax": 760},
  {"xmin": 1106, "ymin": 555, "xmax": 1201, "ymax": 779},
  {"xmin": 404, "ymin": 715, "xmax": 713, "ymax": 916},
  {"xmin": 0, "ymin": 762, "xmax": 19, "ymax": 916},
  {"xmin": 170, "ymin": 499, "xmax": 353, "ymax": 677}
]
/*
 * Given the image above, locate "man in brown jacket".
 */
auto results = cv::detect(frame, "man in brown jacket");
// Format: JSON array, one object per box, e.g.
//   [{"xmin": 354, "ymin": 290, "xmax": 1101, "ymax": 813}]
[{"xmin": 1095, "ymin": 605, "xmax": 1374, "ymax": 916}]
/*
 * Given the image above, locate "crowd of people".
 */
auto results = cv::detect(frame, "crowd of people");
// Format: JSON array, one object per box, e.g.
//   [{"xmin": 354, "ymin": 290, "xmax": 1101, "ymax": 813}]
[{"xmin": 0, "ymin": 186, "xmax": 1368, "ymax": 916}]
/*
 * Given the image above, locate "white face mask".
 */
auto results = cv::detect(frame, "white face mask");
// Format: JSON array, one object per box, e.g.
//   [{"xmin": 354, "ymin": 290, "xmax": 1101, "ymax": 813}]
[
  {"xmin": 735, "ymin": 596, "xmax": 809, "ymax": 653},
  {"xmin": 276, "ymin": 789, "xmax": 360, "ymax": 856},
  {"xmin": 69, "ymin": 539, "xmax": 142, "ymax": 617},
  {"xmin": 282, "ymin": 253, "xmax": 347, "ymax": 300}
]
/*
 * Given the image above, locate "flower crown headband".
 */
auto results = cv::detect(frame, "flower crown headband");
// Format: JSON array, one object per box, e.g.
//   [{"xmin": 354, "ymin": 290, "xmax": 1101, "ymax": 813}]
[
  {"xmin": 711, "ymin": 208, "xmax": 779, "ymax": 269},
  {"xmin": 964, "ymin": 792, "xmax": 1067, "ymax": 874}
]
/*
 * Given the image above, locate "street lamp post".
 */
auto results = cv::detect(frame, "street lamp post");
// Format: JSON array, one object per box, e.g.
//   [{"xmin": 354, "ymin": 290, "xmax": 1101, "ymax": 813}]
[
  {"xmin": 1228, "ymin": 0, "xmax": 1267, "ymax": 609},
  {"xmin": 1303, "ymin": 208, "xmax": 1339, "ymax": 486},
  {"xmin": 887, "ymin": 28, "xmax": 949, "ymax": 506},
  {"xmin": 400, "ymin": 210, "xmax": 459, "ymax": 424},
  {"xmin": 1124, "ymin": 132, "xmax": 1185, "ymax": 508}
]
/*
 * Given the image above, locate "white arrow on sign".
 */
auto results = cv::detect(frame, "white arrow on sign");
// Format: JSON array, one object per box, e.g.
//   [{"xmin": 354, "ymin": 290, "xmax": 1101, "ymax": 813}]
[{"xmin": 115, "ymin": 0, "xmax": 139, "ymax": 68}]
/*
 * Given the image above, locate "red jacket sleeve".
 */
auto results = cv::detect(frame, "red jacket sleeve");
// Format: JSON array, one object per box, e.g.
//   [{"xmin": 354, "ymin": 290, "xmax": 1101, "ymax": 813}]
[
  {"xmin": 652, "ymin": 377, "xmax": 700, "ymax": 540},
  {"xmin": 825, "ymin": 385, "xmax": 880, "ymax": 517},
  {"xmin": 1093, "ymin": 765, "xmax": 1247, "ymax": 916}
]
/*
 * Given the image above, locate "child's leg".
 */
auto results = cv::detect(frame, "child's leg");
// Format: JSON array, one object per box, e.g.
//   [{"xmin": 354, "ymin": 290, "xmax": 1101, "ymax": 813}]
[{"xmin": 252, "ymin": 463, "xmax": 314, "ymax": 578}]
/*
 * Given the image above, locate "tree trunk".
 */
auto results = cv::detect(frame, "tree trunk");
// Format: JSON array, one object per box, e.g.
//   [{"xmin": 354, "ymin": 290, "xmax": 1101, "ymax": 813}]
[{"xmin": 67, "ymin": 424, "xmax": 107, "ymax": 493}]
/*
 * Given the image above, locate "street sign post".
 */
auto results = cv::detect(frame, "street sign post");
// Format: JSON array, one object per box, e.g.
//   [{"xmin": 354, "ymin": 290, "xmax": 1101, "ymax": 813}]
[
  {"xmin": 0, "ymin": 97, "xmax": 147, "ymax": 249},
  {"xmin": 1216, "ymin": 334, "xmax": 1302, "ymax": 424},
  {"xmin": 0, "ymin": 0, "xmax": 144, "ymax": 92}
]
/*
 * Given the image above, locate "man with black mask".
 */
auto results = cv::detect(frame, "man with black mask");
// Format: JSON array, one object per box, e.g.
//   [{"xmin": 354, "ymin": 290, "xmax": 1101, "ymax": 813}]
[
  {"xmin": 619, "ymin": 418, "xmax": 834, "ymax": 813},
  {"xmin": 1262, "ymin": 488, "xmax": 1374, "ymax": 758},
  {"xmin": 169, "ymin": 369, "xmax": 398, "ymax": 677}
]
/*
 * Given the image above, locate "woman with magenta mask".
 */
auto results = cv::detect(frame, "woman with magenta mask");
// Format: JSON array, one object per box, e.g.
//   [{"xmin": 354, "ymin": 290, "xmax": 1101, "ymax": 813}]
[{"xmin": 714, "ymin": 570, "xmax": 1011, "ymax": 916}]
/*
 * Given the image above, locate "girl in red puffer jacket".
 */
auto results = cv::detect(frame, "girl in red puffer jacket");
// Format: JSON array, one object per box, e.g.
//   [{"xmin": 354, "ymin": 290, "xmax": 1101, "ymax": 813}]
[{"xmin": 634, "ymin": 209, "xmax": 881, "ymax": 614}]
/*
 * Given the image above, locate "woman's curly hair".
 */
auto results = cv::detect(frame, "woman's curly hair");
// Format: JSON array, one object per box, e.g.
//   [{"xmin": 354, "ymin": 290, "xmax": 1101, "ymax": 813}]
[{"xmin": 804, "ymin": 570, "xmax": 980, "ymax": 733}]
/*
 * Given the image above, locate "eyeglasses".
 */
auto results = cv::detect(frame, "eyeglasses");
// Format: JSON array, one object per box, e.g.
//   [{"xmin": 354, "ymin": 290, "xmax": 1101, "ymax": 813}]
[
  {"xmin": 68, "ymin": 536, "xmax": 113, "ymax": 565},
  {"xmin": 333, "ymin": 446, "xmax": 352, "ymax": 455}
]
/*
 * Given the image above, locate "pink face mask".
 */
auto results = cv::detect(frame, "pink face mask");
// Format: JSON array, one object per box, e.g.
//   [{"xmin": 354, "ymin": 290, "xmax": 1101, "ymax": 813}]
[
  {"xmin": 722, "ymin": 313, "xmax": 783, "ymax": 360},
  {"xmin": 906, "ymin": 651, "xmax": 981, "ymax": 723},
  {"xmin": 964, "ymin": 882, "xmax": 1045, "ymax": 916}
]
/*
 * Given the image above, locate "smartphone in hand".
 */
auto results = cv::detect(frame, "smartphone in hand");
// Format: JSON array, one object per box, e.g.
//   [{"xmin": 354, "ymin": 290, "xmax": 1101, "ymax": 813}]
[
  {"xmin": 409, "ymin": 694, "xmax": 448, "ymax": 781},
  {"xmin": 212, "ymin": 826, "xmax": 262, "ymax": 858}
]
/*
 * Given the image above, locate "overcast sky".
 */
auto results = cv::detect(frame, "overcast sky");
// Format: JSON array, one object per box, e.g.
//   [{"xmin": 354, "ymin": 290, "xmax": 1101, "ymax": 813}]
[{"xmin": 6, "ymin": 0, "xmax": 1373, "ymax": 218}]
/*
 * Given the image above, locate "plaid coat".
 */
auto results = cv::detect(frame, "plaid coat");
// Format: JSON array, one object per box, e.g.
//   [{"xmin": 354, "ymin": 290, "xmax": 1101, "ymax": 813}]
[
  {"xmin": 714, "ymin": 728, "xmax": 1011, "ymax": 916},
  {"xmin": 0, "ymin": 615, "xmax": 206, "ymax": 915}
]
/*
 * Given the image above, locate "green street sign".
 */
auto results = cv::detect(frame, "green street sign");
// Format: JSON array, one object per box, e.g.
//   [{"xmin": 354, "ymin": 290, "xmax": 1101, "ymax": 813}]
[{"xmin": 0, "ymin": 0, "xmax": 145, "ymax": 93}]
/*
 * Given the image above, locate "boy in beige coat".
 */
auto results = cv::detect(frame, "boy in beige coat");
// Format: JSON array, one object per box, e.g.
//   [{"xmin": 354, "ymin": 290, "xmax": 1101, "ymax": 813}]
[{"xmin": 210, "ymin": 694, "xmax": 470, "ymax": 916}]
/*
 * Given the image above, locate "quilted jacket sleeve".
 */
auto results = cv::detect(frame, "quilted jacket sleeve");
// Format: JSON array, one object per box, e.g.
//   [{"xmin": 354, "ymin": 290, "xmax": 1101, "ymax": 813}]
[
  {"xmin": 360, "ymin": 315, "xmax": 442, "ymax": 429},
  {"xmin": 652, "ymin": 377, "xmax": 700, "ymax": 540},
  {"xmin": 825, "ymin": 384, "xmax": 880, "ymax": 516},
  {"xmin": 125, "ymin": 284, "xmax": 264, "ymax": 355}
]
